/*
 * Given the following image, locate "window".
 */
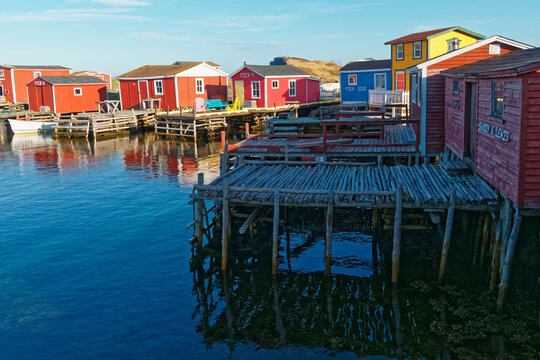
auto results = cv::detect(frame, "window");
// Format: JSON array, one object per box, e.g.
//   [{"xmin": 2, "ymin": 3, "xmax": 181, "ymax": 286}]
[
  {"xmin": 34, "ymin": 72, "xmax": 41, "ymax": 78},
  {"xmin": 74, "ymin": 88, "xmax": 82, "ymax": 96},
  {"xmin": 411, "ymin": 73, "xmax": 417, "ymax": 103},
  {"xmin": 452, "ymin": 80, "xmax": 459, "ymax": 94},
  {"xmin": 491, "ymin": 81, "xmax": 504, "ymax": 117},
  {"xmin": 447, "ymin": 38, "xmax": 461, "ymax": 52},
  {"xmin": 374, "ymin": 73, "xmax": 386, "ymax": 89},
  {"xmin": 289, "ymin": 80, "xmax": 296, "ymax": 97},
  {"xmin": 154, "ymin": 80, "xmax": 163, "ymax": 95},
  {"xmin": 0, "ymin": 70, "xmax": 4, "ymax": 77},
  {"xmin": 395, "ymin": 71, "xmax": 405, "ymax": 90},
  {"xmin": 271, "ymin": 80, "xmax": 279, "ymax": 89},
  {"xmin": 348, "ymin": 75, "xmax": 357, "ymax": 86},
  {"xmin": 396, "ymin": 44, "xmax": 404, "ymax": 60},
  {"xmin": 196, "ymin": 78, "xmax": 204, "ymax": 94},
  {"xmin": 489, "ymin": 44, "xmax": 501, "ymax": 55},
  {"xmin": 251, "ymin": 81, "xmax": 260, "ymax": 99},
  {"xmin": 413, "ymin": 41, "xmax": 422, "ymax": 59}
]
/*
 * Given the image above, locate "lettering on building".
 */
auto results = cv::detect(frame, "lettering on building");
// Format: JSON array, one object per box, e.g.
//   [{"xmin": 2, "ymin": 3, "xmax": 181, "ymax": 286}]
[{"xmin": 478, "ymin": 121, "xmax": 510, "ymax": 142}]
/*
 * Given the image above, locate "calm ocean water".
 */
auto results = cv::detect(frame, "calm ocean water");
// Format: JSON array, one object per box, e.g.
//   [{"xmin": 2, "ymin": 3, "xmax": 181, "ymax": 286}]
[{"xmin": 0, "ymin": 124, "xmax": 538, "ymax": 360}]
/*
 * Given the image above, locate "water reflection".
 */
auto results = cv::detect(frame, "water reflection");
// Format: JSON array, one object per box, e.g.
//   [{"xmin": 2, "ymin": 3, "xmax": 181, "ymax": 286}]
[{"xmin": 0, "ymin": 123, "xmax": 221, "ymax": 185}]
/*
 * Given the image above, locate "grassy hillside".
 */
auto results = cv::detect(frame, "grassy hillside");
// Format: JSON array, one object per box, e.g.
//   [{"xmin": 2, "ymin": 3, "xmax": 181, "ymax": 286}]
[{"xmin": 273, "ymin": 57, "xmax": 340, "ymax": 83}]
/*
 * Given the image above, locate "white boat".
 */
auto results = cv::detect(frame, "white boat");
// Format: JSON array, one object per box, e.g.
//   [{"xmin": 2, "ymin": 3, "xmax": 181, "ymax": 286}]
[{"xmin": 6, "ymin": 119, "xmax": 56, "ymax": 134}]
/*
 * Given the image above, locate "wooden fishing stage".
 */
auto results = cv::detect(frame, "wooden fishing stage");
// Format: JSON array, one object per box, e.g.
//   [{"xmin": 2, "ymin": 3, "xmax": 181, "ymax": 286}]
[
  {"xmin": 154, "ymin": 100, "xmax": 340, "ymax": 140},
  {"xmin": 55, "ymin": 110, "xmax": 155, "ymax": 138},
  {"xmin": 227, "ymin": 111, "xmax": 420, "ymax": 161},
  {"xmin": 190, "ymin": 155, "xmax": 526, "ymax": 309}
]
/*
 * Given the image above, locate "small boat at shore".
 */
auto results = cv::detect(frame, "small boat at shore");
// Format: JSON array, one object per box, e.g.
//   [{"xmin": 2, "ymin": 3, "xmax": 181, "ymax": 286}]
[{"xmin": 6, "ymin": 118, "xmax": 56, "ymax": 134}]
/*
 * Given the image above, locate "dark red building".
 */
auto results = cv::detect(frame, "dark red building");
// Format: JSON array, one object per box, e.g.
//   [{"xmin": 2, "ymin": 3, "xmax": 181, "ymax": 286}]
[
  {"xmin": 406, "ymin": 36, "xmax": 531, "ymax": 156},
  {"xmin": 443, "ymin": 47, "xmax": 540, "ymax": 209},
  {"xmin": 118, "ymin": 62, "xmax": 228, "ymax": 110}
]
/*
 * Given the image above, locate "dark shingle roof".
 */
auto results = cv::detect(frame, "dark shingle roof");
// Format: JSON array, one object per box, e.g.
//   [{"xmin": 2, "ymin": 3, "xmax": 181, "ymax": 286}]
[
  {"xmin": 442, "ymin": 47, "xmax": 540, "ymax": 76},
  {"xmin": 173, "ymin": 61, "xmax": 220, "ymax": 67},
  {"xmin": 246, "ymin": 65, "xmax": 310, "ymax": 77},
  {"xmin": 40, "ymin": 76, "xmax": 106, "ymax": 85},
  {"xmin": 119, "ymin": 62, "xmax": 217, "ymax": 78},
  {"xmin": 1, "ymin": 65, "xmax": 70, "ymax": 70},
  {"xmin": 339, "ymin": 59, "xmax": 391, "ymax": 72},
  {"xmin": 384, "ymin": 26, "xmax": 484, "ymax": 45}
]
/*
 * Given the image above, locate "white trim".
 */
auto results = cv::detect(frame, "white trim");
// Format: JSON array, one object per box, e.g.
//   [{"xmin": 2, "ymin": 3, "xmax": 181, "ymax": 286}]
[
  {"xmin": 11, "ymin": 69, "xmax": 17, "ymax": 102},
  {"xmin": 119, "ymin": 75, "xmax": 177, "ymax": 80},
  {"xmin": 25, "ymin": 85, "xmax": 29, "ymax": 109},
  {"xmin": 251, "ymin": 81, "xmax": 261, "ymax": 99},
  {"xmin": 288, "ymin": 79, "xmax": 296, "ymax": 97},
  {"xmin": 195, "ymin": 78, "xmax": 204, "ymax": 94},
  {"xmin": 264, "ymin": 79, "xmax": 268, "ymax": 107},
  {"xmin": 266, "ymin": 75, "xmax": 309, "ymax": 79},
  {"xmin": 396, "ymin": 44, "xmax": 404, "ymax": 60},
  {"xmin": 52, "ymin": 85, "xmax": 57, "ymax": 113},
  {"xmin": 413, "ymin": 41, "xmax": 422, "ymax": 59},
  {"xmin": 174, "ymin": 75, "xmax": 180, "ymax": 109},
  {"xmin": 406, "ymin": 35, "xmax": 533, "ymax": 71},
  {"xmin": 348, "ymin": 74, "xmax": 357, "ymax": 86},
  {"xmin": 230, "ymin": 65, "xmax": 265, "ymax": 78},
  {"xmin": 271, "ymin": 80, "xmax": 279, "ymax": 89},
  {"xmin": 307, "ymin": 77, "xmax": 323, "ymax": 81},
  {"xmin": 339, "ymin": 68, "xmax": 391, "ymax": 74},
  {"xmin": 154, "ymin": 79, "xmax": 164, "ymax": 95},
  {"xmin": 374, "ymin": 73, "xmax": 386, "ymax": 90},
  {"xmin": 0, "ymin": 84, "xmax": 3, "ymax": 97},
  {"xmin": 175, "ymin": 62, "xmax": 229, "ymax": 77},
  {"xmin": 118, "ymin": 80, "xmax": 123, "ymax": 109},
  {"xmin": 33, "ymin": 71, "xmax": 41, "ymax": 78},
  {"xmin": 137, "ymin": 80, "xmax": 148, "ymax": 105},
  {"xmin": 420, "ymin": 67, "xmax": 427, "ymax": 155},
  {"xmin": 226, "ymin": 77, "xmax": 229, "ymax": 102},
  {"xmin": 74, "ymin": 87, "xmax": 82, "ymax": 96}
]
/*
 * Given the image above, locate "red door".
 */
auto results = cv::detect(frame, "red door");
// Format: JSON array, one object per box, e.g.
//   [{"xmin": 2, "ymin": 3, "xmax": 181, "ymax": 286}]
[
  {"xmin": 138, "ymin": 81, "xmax": 148, "ymax": 108},
  {"xmin": 395, "ymin": 71, "xmax": 405, "ymax": 90}
]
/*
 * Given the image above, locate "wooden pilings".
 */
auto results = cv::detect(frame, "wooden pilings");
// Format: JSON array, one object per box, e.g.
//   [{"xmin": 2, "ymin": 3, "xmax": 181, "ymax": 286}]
[
  {"xmin": 391, "ymin": 184, "xmax": 403, "ymax": 283},
  {"xmin": 221, "ymin": 178, "xmax": 230, "ymax": 271},
  {"xmin": 497, "ymin": 208, "xmax": 522, "ymax": 311},
  {"xmin": 325, "ymin": 191, "xmax": 334, "ymax": 275},
  {"xmin": 272, "ymin": 190, "xmax": 280, "ymax": 275},
  {"xmin": 438, "ymin": 187, "xmax": 457, "ymax": 282},
  {"xmin": 196, "ymin": 173, "xmax": 205, "ymax": 247}
]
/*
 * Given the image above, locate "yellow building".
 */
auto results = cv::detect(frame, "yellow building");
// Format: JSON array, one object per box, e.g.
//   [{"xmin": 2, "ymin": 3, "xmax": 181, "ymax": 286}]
[{"xmin": 385, "ymin": 27, "xmax": 484, "ymax": 91}]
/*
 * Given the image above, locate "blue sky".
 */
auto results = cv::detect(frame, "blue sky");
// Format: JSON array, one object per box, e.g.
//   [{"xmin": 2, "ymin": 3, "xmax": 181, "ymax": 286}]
[{"xmin": 4, "ymin": 0, "xmax": 539, "ymax": 76}]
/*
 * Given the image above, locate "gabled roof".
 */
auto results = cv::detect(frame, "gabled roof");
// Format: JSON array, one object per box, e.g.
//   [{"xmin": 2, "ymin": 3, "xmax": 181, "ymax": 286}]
[
  {"xmin": 173, "ymin": 61, "xmax": 220, "ymax": 68},
  {"xmin": 0, "ymin": 65, "xmax": 70, "ymax": 70},
  {"xmin": 118, "ymin": 62, "xmax": 227, "ymax": 79},
  {"xmin": 441, "ymin": 47, "xmax": 540, "ymax": 77},
  {"xmin": 231, "ymin": 64, "xmax": 311, "ymax": 78},
  {"xmin": 384, "ymin": 26, "xmax": 484, "ymax": 45},
  {"xmin": 37, "ymin": 76, "xmax": 106, "ymax": 85},
  {"xmin": 71, "ymin": 70, "xmax": 109, "ymax": 76},
  {"xmin": 339, "ymin": 59, "xmax": 391, "ymax": 72},
  {"xmin": 406, "ymin": 35, "xmax": 533, "ymax": 72}
]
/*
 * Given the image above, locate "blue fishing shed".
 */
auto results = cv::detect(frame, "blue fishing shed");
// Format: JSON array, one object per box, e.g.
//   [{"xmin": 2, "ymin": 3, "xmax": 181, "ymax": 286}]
[{"xmin": 339, "ymin": 59, "xmax": 392, "ymax": 104}]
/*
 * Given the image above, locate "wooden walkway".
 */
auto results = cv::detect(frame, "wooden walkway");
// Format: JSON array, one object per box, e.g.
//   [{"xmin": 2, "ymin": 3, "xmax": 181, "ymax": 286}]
[{"xmin": 194, "ymin": 161, "xmax": 498, "ymax": 210}]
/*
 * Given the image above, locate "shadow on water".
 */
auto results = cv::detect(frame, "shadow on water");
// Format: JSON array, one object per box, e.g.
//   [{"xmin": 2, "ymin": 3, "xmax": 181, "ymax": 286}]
[{"xmin": 190, "ymin": 211, "xmax": 540, "ymax": 359}]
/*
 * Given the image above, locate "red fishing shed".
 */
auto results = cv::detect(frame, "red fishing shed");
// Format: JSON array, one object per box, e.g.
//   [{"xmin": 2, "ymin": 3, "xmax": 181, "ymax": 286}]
[
  {"xmin": 71, "ymin": 70, "xmax": 113, "ymax": 90},
  {"xmin": 442, "ymin": 47, "xmax": 540, "ymax": 209},
  {"xmin": 406, "ymin": 36, "xmax": 532, "ymax": 156},
  {"xmin": 27, "ymin": 76, "xmax": 107, "ymax": 113},
  {"xmin": 230, "ymin": 64, "xmax": 321, "ymax": 108},
  {"xmin": 0, "ymin": 65, "xmax": 71, "ymax": 103},
  {"xmin": 117, "ymin": 62, "xmax": 228, "ymax": 110}
]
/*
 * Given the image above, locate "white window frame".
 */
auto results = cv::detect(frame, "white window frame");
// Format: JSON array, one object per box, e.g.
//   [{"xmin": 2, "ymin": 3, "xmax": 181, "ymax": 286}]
[
  {"xmin": 374, "ymin": 73, "xmax": 386, "ymax": 90},
  {"xmin": 489, "ymin": 44, "xmax": 501, "ymax": 55},
  {"xmin": 251, "ymin": 81, "xmax": 260, "ymax": 99},
  {"xmin": 34, "ymin": 71, "xmax": 41, "ymax": 78},
  {"xmin": 0, "ymin": 85, "xmax": 4, "ymax": 96},
  {"xmin": 396, "ymin": 44, "xmax": 404, "ymax": 60},
  {"xmin": 195, "ymin": 78, "xmax": 204, "ymax": 94},
  {"xmin": 271, "ymin": 80, "xmax": 279, "ymax": 89},
  {"xmin": 348, "ymin": 75, "xmax": 357, "ymax": 86},
  {"xmin": 413, "ymin": 41, "xmax": 422, "ymax": 59},
  {"xmin": 154, "ymin": 80, "xmax": 163, "ymax": 95},
  {"xmin": 413, "ymin": 74, "xmax": 417, "ymax": 103},
  {"xmin": 74, "ymin": 88, "xmax": 82, "ymax": 96},
  {"xmin": 0, "ymin": 70, "xmax": 4, "ymax": 77},
  {"xmin": 289, "ymin": 80, "xmax": 296, "ymax": 97}
]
